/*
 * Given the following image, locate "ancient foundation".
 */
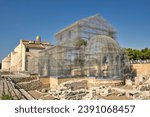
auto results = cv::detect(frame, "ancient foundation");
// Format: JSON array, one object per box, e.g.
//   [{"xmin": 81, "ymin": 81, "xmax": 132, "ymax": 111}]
[{"xmin": 39, "ymin": 77, "xmax": 125, "ymax": 90}]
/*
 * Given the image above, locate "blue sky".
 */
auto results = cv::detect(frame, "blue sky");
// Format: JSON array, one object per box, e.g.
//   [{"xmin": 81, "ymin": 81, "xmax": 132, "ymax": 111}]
[{"xmin": 0, "ymin": 0, "xmax": 150, "ymax": 61}]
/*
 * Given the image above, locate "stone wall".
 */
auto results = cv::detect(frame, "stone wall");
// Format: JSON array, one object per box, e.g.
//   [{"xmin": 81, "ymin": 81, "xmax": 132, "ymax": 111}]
[
  {"xmin": 39, "ymin": 77, "xmax": 50, "ymax": 87},
  {"xmin": 11, "ymin": 77, "xmax": 37, "ymax": 83},
  {"xmin": 2, "ymin": 54, "xmax": 11, "ymax": 71},
  {"xmin": 49, "ymin": 77, "xmax": 88, "ymax": 90},
  {"xmin": 49, "ymin": 77, "xmax": 59, "ymax": 89},
  {"xmin": 40, "ymin": 77, "xmax": 124, "ymax": 90},
  {"xmin": 27, "ymin": 48, "xmax": 41, "ymax": 74},
  {"xmin": 10, "ymin": 44, "xmax": 22, "ymax": 72},
  {"xmin": 87, "ymin": 78, "xmax": 125, "ymax": 88},
  {"xmin": 40, "ymin": 77, "xmax": 87, "ymax": 89},
  {"xmin": 132, "ymin": 64, "xmax": 150, "ymax": 76},
  {"xmin": 17, "ymin": 80, "xmax": 42, "ymax": 91}
]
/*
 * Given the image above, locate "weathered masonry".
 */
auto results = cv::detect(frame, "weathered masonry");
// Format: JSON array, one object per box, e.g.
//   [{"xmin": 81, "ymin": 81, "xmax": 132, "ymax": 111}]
[{"xmin": 2, "ymin": 36, "xmax": 51, "ymax": 73}]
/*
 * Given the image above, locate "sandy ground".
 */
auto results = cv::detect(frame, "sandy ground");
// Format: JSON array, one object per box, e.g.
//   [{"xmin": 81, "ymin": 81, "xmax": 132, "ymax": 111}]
[
  {"xmin": 29, "ymin": 89, "xmax": 133, "ymax": 100},
  {"xmin": 98, "ymin": 95, "xmax": 132, "ymax": 100},
  {"xmin": 29, "ymin": 90, "xmax": 55, "ymax": 100}
]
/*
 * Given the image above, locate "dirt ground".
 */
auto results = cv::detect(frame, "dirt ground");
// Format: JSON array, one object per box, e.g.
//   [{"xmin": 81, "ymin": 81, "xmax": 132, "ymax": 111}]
[
  {"xmin": 28, "ymin": 90, "xmax": 55, "ymax": 100},
  {"xmin": 98, "ymin": 95, "xmax": 132, "ymax": 100}
]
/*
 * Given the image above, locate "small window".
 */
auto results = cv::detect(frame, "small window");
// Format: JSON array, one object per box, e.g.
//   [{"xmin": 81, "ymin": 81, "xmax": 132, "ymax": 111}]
[
  {"xmin": 26, "ymin": 48, "xmax": 29, "ymax": 52},
  {"xmin": 0, "ymin": 62, "xmax": 1, "ymax": 69},
  {"xmin": 68, "ymin": 31, "xmax": 72, "ymax": 38},
  {"xmin": 60, "ymin": 35, "xmax": 62, "ymax": 41}
]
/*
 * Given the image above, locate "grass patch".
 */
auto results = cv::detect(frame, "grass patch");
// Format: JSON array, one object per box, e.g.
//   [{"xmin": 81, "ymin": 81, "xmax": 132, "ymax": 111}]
[{"xmin": 1, "ymin": 94, "xmax": 13, "ymax": 100}]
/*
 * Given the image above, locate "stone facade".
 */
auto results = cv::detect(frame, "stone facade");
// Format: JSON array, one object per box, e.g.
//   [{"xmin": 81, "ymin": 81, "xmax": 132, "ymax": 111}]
[
  {"xmin": 2, "ymin": 36, "xmax": 51, "ymax": 73},
  {"xmin": 1, "ymin": 54, "xmax": 11, "ymax": 71}
]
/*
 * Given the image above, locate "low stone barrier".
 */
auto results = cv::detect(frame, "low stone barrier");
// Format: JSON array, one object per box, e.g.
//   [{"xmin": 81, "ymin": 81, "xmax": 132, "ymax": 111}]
[
  {"xmin": 12, "ymin": 77, "xmax": 37, "ymax": 83},
  {"xmin": 17, "ymin": 80, "xmax": 42, "ymax": 91},
  {"xmin": 59, "ymin": 80, "xmax": 88, "ymax": 91}
]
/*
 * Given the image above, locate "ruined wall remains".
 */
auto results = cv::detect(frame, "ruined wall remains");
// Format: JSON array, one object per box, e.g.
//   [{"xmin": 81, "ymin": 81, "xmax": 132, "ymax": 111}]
[
  {"xmin": 11, "ymin": 77, "xmax": 36, "ymax": 83},
  {"xmin": 87, "ymin": 78, "xmax": 124, "ymax": 87},
  {"xmin": 40, "ymin": 77, "xmax": 88, "ymax": 90},
  {"xmin": 40, "ymin": 77, "xmax": 124, "ymax": 90},
  {"xmin": 17, "ymin": 80, "xmax": 42, "ymax": 91},
  {"xmin": 59, "ymin": 80, "xmax": 88, "ymax": 91}
]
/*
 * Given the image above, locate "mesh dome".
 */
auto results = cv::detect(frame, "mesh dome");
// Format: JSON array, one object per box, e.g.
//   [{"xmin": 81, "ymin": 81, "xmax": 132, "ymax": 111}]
[
  {"xmin": 86, "ymin": 35, "xmax": 124, "ymax": 79},
  {"xmin": 87, "ymin": 35, "xmax": 121, "ymax": 54}
]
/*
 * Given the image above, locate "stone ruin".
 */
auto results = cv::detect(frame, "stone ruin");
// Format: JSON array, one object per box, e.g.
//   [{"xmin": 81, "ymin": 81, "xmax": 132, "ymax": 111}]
[
  {"xmin": 1, "ymin": 68, "xmax": 150, "ymax": 100},
  {"xmin": 36, "ymin": 73, "xmax": 150, "ymax": 100}
]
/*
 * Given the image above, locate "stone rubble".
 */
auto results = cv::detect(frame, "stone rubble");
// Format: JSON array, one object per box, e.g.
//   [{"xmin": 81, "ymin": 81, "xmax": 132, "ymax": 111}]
[
  {"xmin": 1, "ymin": 73, "xmax": 150, "ymax": 100},
  {"xmin": 49, "ymin": 87, "xmax": 88, "ymax": 100},
  {"xmin": 39, "ymin": 75, "xmax": 150, "ymax": 100},
  {"xmin": 44, "ymin": 80, "xmax": 89, "ymax": 100}
]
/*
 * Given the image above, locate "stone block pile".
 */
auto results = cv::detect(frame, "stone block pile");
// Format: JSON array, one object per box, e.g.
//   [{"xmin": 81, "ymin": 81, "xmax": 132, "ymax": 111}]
[{"xmin": 47, "ymin": 80, "xmax": 88, "ymax": 100}]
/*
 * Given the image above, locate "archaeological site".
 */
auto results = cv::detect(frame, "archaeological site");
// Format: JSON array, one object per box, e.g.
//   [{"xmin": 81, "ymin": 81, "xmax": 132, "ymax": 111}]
[{"xmin": 0, "ymin": 14, "xmax": 150, "ymax": 100}]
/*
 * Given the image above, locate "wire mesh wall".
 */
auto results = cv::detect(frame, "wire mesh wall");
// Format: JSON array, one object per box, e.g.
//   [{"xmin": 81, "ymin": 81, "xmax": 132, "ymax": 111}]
[
  {"xmin": 34, "ymin": 35, "xmax": 128, "ymax": 80},
  {"xmin": 55, "ymin": 14, "xmax": 116, "ymax": 46},
  {"xmin": 28, "ymin": 14, "xmax": 129, "ymax": 80}
]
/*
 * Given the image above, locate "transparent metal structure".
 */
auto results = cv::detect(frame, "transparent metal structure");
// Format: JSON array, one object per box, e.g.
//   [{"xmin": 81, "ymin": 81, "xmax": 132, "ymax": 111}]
[
  {"xmin": 29, "ymin": 14, "xmax": 128, "ymax": 80},
  {"xmin": 55, "ymin": 14, "xmax": 116, "ymax": 47},
  {"xmin": 85, "ymin": 35, "xmax": 125, "ymax": 79},
  {"xmin": 37, "ymin": 35, "xmax": 127, "ymax": 79}
]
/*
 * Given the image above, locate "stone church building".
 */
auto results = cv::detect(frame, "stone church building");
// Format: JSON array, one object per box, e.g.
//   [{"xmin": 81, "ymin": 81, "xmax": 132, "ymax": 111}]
[{"xmin": 1, "ymin": 36, "xmax": 51, "ymax": 73}]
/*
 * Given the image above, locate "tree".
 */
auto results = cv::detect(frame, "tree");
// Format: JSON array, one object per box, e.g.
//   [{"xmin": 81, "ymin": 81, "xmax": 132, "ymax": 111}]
[
  {"xmin": 125, "ymin": 48, "xmax": 150, "ymax": 60},
  {"xmin": 75, "ymin": 39, "xmax": 87, "ymax": 47}
]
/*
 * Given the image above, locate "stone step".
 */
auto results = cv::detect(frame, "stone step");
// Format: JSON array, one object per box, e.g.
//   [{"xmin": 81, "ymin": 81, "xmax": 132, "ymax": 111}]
[
  {"xmin": 0, "ymin": 79, "xmax": 3, "ymax": 98},
  {"xmin": 7, "ymin": 77, "xmax": 26, "ymax": 99},
  {"xmin": 3, "ymin": 78, "xmax": 9, "ymax": 95},
  {"xmin": 6, "ymin": 80, "xmax": 20, "ymax": 100},
  {"xmin": 1, "ymin": 77, "xmax": 36, "ymax": 100},
  {"xmin": 19, "ymin": 89, "xmax": 35, "ymax": 100},
  {"xmin": 14, "ymin": 89, "xmax": 23, "ymax": 99}
]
